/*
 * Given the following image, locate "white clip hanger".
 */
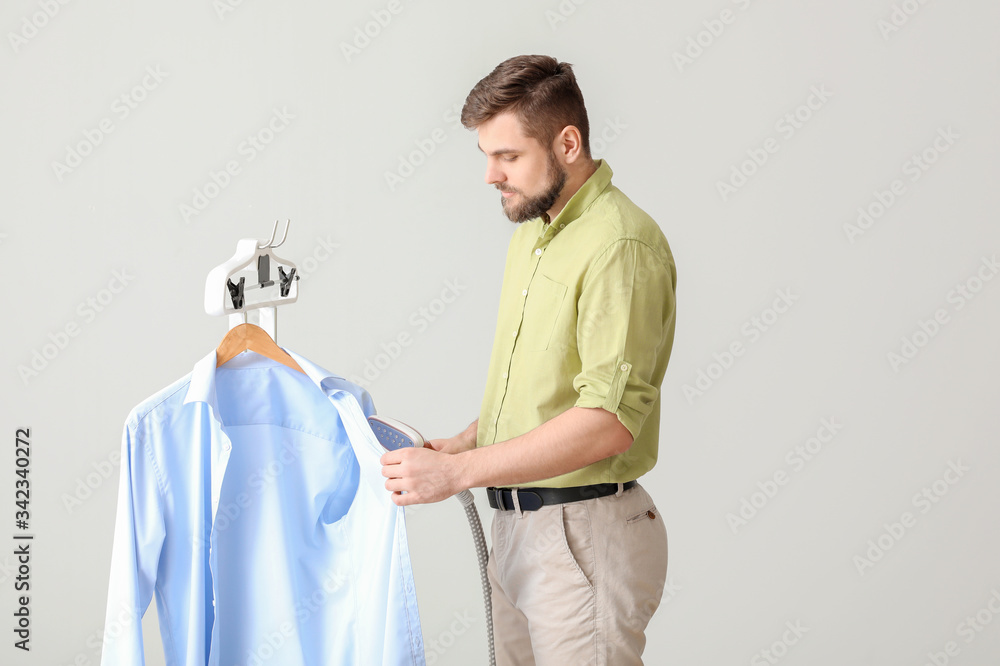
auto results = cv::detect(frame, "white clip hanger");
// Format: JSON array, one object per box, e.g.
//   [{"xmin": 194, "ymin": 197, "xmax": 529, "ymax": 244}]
[{"xmin": 204, "ymin": 220, "xmax": 299, "ymax": 342}]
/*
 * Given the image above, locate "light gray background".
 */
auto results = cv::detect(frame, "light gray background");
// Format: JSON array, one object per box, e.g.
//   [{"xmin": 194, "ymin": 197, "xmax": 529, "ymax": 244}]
[{"xmin": 2, "ymin": 1, "xmax": 999, "ymax": 664}]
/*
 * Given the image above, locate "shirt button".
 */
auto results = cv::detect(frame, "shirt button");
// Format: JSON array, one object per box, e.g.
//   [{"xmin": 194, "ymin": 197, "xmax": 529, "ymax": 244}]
[
  {"xmin": 522, "ymin": 289, "xmax": 528, "ymax": 296},
  {"xmin": 620, "ymin": 363, "xmax": 628, "ymax": 371},
  {"xmin": 560, "ymin": 223, "xmax": 565, "ymax": 228},
  {"xmin": 534, "ymin": 248, "xmax": 542, "ymax": 255},
  {"xmin": 512, "ymin": 331, "xmax": 517, "ymax": 337},
  {"xmin": 502, "ymin": 372, "xmax": 507, "ymax": 379}
]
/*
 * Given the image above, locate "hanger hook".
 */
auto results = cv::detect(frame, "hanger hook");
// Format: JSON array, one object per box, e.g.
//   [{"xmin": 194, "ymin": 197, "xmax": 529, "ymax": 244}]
[
  {"xmin": 271, "ymin": 219, "xmax": 291, "ymax": 248},
  {"xmin": 258, "ymin": 219, "xmax": 290, "ymax": 249},
  {"xmin": 259, "ymin": 220, "xmax": 279, "ymax": 250}
]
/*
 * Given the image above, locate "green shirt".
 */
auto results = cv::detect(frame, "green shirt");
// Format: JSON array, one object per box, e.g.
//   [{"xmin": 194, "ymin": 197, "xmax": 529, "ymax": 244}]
[{"xmin": 477, "ymin": 159, "xmax": 677, "ymax": 488}]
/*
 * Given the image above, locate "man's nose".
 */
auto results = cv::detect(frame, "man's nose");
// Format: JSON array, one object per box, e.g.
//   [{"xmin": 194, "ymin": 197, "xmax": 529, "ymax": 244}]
[{"xmin": 484, "ymin": 161, "xmax": 504, "ymax": 186}]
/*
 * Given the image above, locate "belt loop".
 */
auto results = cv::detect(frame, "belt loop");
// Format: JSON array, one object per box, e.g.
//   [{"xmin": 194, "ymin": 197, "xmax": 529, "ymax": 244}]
[
  {"xmin": 512, "ymin": 488, "xmax": 523, "ymax": 517},
  {"xmin": 615, "ymin": 482, "xmax": 624, "ymax": 497}
]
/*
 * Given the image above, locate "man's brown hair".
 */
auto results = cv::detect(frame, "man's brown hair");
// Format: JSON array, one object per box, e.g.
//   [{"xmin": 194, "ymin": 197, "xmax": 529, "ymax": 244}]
[{"xmin": 461, "ymin": 55, "xmax": 591, "ymax": 157}]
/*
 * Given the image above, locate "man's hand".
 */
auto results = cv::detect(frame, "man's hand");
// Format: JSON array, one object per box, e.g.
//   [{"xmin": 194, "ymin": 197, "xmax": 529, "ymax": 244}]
[
  {"xmin": 378, "ymin": 409, "xmax": 633, "ymax": 504},
  {"xmin": 380, "ymin": 447, "xmax": 466, "ymax": 506}
]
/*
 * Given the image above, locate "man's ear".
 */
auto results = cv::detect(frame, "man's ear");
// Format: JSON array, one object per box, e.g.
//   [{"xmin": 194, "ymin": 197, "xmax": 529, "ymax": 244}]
[{"xmin": 554, "ymin": 125, "xmax": 585, "ymax": 165}]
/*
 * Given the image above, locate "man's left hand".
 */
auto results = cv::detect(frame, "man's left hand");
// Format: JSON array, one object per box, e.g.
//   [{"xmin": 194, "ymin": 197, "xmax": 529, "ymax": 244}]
[{"xmin": 380, "ymin": 447, "xmax": 465, "ymax": 506}]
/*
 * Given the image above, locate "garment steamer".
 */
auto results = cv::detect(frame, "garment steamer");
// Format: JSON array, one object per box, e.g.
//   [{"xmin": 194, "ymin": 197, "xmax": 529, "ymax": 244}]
[{"xmin": 368, "ymin": 415, "xmax": 496, "ymax": 666}]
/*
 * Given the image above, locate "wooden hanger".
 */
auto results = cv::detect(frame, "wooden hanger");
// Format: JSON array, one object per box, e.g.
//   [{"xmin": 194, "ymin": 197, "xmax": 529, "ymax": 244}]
[{"xmin": 216, "ymin": 323, "xmax": 305, "ymax": 374}]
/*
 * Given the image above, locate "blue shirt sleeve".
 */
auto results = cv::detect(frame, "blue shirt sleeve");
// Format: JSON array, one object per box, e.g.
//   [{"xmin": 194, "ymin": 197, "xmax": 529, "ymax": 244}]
[{"xmin": 101, "ymin": 417, "xmax": 166, "ymax": 666}]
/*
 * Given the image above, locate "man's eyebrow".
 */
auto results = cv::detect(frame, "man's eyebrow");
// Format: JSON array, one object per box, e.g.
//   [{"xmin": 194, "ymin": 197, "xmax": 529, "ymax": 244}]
[{"xmin": 477, "ymin": 144, "xmax": 521, "ymax": 156}]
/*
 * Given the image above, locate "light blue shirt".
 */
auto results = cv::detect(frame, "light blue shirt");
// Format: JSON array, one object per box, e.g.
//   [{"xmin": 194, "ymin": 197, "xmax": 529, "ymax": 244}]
[{"xmin": 100, "ymin": 348, "xmax": 425, "ymax": 665}]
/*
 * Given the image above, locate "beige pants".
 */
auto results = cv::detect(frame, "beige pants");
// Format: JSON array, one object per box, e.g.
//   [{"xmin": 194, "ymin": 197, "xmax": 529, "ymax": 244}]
[{"xmin": 487, "ymin": 482, "xmax": 668, "ymax": 665}]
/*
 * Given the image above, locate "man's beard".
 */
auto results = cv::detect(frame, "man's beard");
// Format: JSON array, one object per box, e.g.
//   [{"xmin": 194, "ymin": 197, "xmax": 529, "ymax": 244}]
[{"xmin": 497, "ymin": 152, "xmax": 568, "ymax": 223}]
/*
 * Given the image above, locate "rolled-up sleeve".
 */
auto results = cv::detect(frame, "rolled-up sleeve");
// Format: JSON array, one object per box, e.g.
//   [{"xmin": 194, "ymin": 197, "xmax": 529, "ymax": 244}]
[{"xmin": 573, "ymin": 238, "xmax": 676, "ymax": 441}]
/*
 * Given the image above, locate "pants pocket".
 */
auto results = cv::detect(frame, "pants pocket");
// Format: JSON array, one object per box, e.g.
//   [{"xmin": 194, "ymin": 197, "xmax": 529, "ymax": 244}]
[
  {"xmin": 560, "ymin": 502, "xmax": 596, "ymax": 591},
  {"xmin": 626, "ymin": 504, "xmax": 659, "ymax": 525}
]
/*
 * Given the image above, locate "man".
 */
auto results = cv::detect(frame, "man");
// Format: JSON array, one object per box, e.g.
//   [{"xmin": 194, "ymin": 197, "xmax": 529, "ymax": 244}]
[{"xmin": 380, "ymin": 54, "xmax": 677, "ymax": 665}]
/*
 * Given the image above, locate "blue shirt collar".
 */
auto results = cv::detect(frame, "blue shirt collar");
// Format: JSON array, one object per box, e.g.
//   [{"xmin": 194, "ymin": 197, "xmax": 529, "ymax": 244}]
[{"xmin": 182, "ymin": 347, "xmax": 347, "ymax": 417}]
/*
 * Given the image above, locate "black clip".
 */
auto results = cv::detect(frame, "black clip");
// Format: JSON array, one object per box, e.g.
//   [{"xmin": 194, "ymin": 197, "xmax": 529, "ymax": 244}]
[
  {"xmin": 278, "ymin": 266, "xmax": 297, "ymax": 297},
  {"xmin": 257, "ymin": 254, "xmax": 275, "ymax": 288},
  {"xmin": 226, "ymin": 277, "xmax": 245, "ymax": 310}
]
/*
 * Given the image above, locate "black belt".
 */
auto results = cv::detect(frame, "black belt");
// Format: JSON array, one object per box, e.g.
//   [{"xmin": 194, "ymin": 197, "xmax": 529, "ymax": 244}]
[{"xmin": 487, "ymin": 480, "xmax": 637, "ymax": 512}]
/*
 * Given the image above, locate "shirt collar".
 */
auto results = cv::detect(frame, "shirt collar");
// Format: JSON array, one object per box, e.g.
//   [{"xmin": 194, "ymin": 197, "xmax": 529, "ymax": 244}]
[
  {"xmin": 545, "ymin": 158, "xmax": 613, "ymax": 235},
  {"xmin": 184, "ymin": 349, "xmax": 222, "ymax": 416},
  {"xmin": 183, "ymin": 346, "xmax": 346, "ymax": 418}
]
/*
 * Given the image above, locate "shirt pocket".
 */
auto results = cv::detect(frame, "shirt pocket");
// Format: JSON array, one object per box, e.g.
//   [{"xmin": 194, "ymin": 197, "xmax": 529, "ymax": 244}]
[{"xmin": 518, "ymin": 273, "xmax": 567, "ymax": 351}]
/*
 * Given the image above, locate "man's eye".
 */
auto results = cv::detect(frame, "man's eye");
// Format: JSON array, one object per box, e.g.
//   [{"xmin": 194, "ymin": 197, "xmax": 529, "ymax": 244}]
[{"xmin": 503, "ymin": 156, "xmax": 517, "ymax": 163}]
